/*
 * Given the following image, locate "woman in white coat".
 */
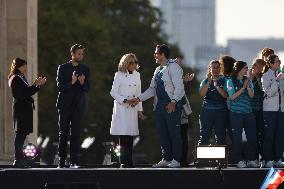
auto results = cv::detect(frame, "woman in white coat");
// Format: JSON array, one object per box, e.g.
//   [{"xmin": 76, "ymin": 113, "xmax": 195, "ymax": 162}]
[{"xmin": 110, "ymin": 53, "xmax": 144, "ymax": 168}]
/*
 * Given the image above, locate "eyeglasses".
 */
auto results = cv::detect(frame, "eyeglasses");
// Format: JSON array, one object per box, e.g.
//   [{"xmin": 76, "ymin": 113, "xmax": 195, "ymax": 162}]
[{"xmin": 275, "ymin": 60, "xmax": 281, "ymax": 64}]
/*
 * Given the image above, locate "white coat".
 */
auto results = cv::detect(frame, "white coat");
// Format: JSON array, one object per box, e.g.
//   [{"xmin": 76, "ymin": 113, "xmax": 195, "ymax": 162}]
[{"xmin": 110, "ymin": 70, "xmax": 143, "ymax": 136}]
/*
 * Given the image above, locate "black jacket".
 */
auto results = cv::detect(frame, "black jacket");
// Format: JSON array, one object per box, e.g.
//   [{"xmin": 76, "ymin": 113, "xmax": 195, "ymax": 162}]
[
  {"xmin": 9, "ymin": 75, "xmax": 39, "ymax": 133},
  {"xmin": 56, "ymin": 61, "xmax": 90, "ymax": 111}
]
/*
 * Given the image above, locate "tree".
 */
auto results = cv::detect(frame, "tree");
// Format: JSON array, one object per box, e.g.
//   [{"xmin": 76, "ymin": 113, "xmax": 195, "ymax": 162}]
[{"xmin": 38, "ymin": 0, "xmax": 201, "ymax": 164}]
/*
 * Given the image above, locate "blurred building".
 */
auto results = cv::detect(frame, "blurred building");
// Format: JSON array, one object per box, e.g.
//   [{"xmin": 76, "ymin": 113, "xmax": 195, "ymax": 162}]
[
  {"xmin": 151, "ymin": 0, "xmax": 215, "ymax": 68},
  {"xmin": 227, "ymin": 38, "xmax": 284, "ymax": 65},
  {"xmin": 195, "ymin": 46, "xmax": 229, "ymax": 80}
]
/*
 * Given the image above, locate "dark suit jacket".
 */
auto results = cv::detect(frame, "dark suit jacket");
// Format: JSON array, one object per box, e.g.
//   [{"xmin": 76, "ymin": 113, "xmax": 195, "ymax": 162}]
[
  {"xmin": 9, "ymin": 75, "xmax": 39, "ymax": 133},
  {"xmin": 56, "ymin": 61, "xmax": 90, "ymax": 111}
]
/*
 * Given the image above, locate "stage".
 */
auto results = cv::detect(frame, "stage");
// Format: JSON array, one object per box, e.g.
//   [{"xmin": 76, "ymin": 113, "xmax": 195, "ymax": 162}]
[{"xmin": 0, "ymin": 166, "xmax": 282, "ymax": 189}]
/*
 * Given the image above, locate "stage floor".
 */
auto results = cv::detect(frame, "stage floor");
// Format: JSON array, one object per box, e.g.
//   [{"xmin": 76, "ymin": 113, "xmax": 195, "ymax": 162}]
[{"xmin": 0, "ymin": 166, "xmax": 283, "ymax": 189}]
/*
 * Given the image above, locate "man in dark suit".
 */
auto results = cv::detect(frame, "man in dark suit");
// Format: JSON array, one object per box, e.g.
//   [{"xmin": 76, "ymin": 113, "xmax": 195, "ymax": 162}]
[{"xmin": 56, "ymin": 44, "xmax": 90, "ymax": 168}]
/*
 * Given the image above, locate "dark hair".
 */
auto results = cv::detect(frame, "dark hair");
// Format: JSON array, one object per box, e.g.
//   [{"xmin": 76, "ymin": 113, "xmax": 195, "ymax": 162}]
[
  {"xmin": 252, "ymin": 58, "xmax": 266, "ymax": 67},
  {"xmin": 252, "ymin": 58, "xmax": 266, "ymax": 77},
  {"xmin": 8, "ymin": 58, "xmax": 27, "ymax": 79},
  {"xmin": 231, "ymin": 61, "xmax": 247, "ymax": 79},
  {"xmin": 219, "ymin": 55, "xmax": 236, "ymax": 77},
  {"xmin": 206, "ymin": 60, "xmax": 220, "ymax": 78},
  {"xmin": 70, "ymin": 44, "xmax": 85, "ymax": 53},
  {"xmin": 156, "ymin": 44, "xmax": 170, "ymax": 59},
  {"xmin": 262, "ymin": 54, "xmax": 278, "ymax": 74},
  {"xmin": 261, "ymin": 47, "xmax": 274, "ymax": 60}
]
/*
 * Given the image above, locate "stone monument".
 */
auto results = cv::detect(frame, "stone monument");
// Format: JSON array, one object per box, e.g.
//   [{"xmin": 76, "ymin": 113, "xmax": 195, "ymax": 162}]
[{"xmin": 0, "ymin": 0, "xmax": 38, "ymax": 164}]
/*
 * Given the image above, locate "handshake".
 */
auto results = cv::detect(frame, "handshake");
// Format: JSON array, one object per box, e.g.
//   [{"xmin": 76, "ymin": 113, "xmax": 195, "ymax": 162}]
[{"xmin": 124, "ymin": 98, "xmax": 140, "ymax": 107}]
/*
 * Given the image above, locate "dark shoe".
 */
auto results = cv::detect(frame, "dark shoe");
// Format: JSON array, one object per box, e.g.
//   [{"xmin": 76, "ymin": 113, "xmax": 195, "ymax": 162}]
[
  {"xmin": 57, "ymin": 158, "xmax": 67, "ymax": 168},
  {"xmin": 13, "ymin": 159, "xmax": 29, "ymax": 168},
  {"xmin": 110, "ymin": 162, "xmax": 120, "ymax": 168},
  {"xmin": 120, "ymin": 163, "xmax": 134, "ymax": 168},
  {"xmin": 180, "ymin": 161, "xmax": 189, "ymax": 167}
]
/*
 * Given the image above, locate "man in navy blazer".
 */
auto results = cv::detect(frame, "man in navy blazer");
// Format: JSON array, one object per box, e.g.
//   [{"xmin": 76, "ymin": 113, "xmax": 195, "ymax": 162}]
[{"xmin": 56, "ymin": 44, "xmax": 90, "ymax": 168}]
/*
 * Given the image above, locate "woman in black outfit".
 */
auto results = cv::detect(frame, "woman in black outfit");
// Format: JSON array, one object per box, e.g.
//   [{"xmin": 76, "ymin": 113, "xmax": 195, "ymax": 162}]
[{"xmin": 8, "ymin": 58, "xmax": 46, "ymax": 167}]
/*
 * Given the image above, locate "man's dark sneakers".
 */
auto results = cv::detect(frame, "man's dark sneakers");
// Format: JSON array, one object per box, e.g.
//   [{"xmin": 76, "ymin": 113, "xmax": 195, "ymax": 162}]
[
  {"xmin": 57, "ymin": 158, "xmax": 67, "ymax": 168},
  {"xmin": 13, "ymin": 159, "xmax": 29, "ymax": 168}
]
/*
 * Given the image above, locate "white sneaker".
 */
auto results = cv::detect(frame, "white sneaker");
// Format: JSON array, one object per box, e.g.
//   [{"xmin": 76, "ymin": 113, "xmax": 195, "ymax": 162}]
[
  {"xmin": 167, "ymin": 159, "xmax": 181, "ymax": 168},
  {"xmin": 152, "ymin": 159, "xmax": 170, "ymax": 168},
  {"xmin": 70, "ymin": 164, "xmax": 80, "ymax": 168},
  {"xmin": 247, "ymin": 160, "xmax": 259, "ymax": 168},
  {"xmin": 260, "ymin": 160, "xmax": 266, "ymax": 168},
  {"xmin": 236, "ymin": 160, "xmax": 247, "ymax": 168},
  {"xmin": 274, "ymin": 160, "xmax": 284, "ymax": 168},
  {"xmin": 265, "ymin": 161, "xmax": 274, "ymax": 168}
]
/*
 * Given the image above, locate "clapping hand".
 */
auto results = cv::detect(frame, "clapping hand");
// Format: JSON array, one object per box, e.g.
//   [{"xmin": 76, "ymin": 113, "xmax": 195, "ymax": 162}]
[
  {"xmin": 33, "ymin": 76, "xmax": 47, "ymax": 87},
  {"xmin": 72, "ymin": 71, "xmax": 78, "ymax": 85},
  {"xmin": 33, "ymin": 78, "xmax": 41, "ymax": 86},
  {"xmin": 38, "ymin": 76, "xmax": 47, "ymax": 86},
  {"xmin": 248, "ymin": 68, "xmax": 254, "ymax": 80},
  {"xmin": 183, "ymin": 73, "xmax": 195, "ymax": 82},
  {"xmin": 212, "ymin": 75, "xmax": 220, "ymax": 87},
  {"xmin": 78, "ymin": 74, "xmax": 85, "ymax": 85},
  {"xmin": 243, "ymin": 79, "xmax": 249, "ymax": 89}
]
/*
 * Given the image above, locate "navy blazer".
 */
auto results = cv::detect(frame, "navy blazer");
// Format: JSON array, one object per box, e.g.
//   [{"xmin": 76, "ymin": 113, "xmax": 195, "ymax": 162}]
[{"xmin": 56, "ymin": 61, "xmax": 90, "ymax": 111}]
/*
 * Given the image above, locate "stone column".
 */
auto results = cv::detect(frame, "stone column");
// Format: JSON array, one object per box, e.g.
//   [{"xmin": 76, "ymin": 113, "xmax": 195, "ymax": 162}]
[{"xmin": 0, "ymin": 0, "xmax": 38, "ymax": 164}]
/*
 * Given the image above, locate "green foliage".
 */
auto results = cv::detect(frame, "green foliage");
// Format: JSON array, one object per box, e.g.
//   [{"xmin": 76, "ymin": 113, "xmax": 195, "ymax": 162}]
[{"xmin": 38, "ymin": 0, "xmax": 201, "ymax": 164}]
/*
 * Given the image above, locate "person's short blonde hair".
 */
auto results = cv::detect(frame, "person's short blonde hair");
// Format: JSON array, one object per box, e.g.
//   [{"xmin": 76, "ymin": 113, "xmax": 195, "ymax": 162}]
[{"xmin": 118, "ymin": 53, "xmax": 139, "ymax": 72}]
